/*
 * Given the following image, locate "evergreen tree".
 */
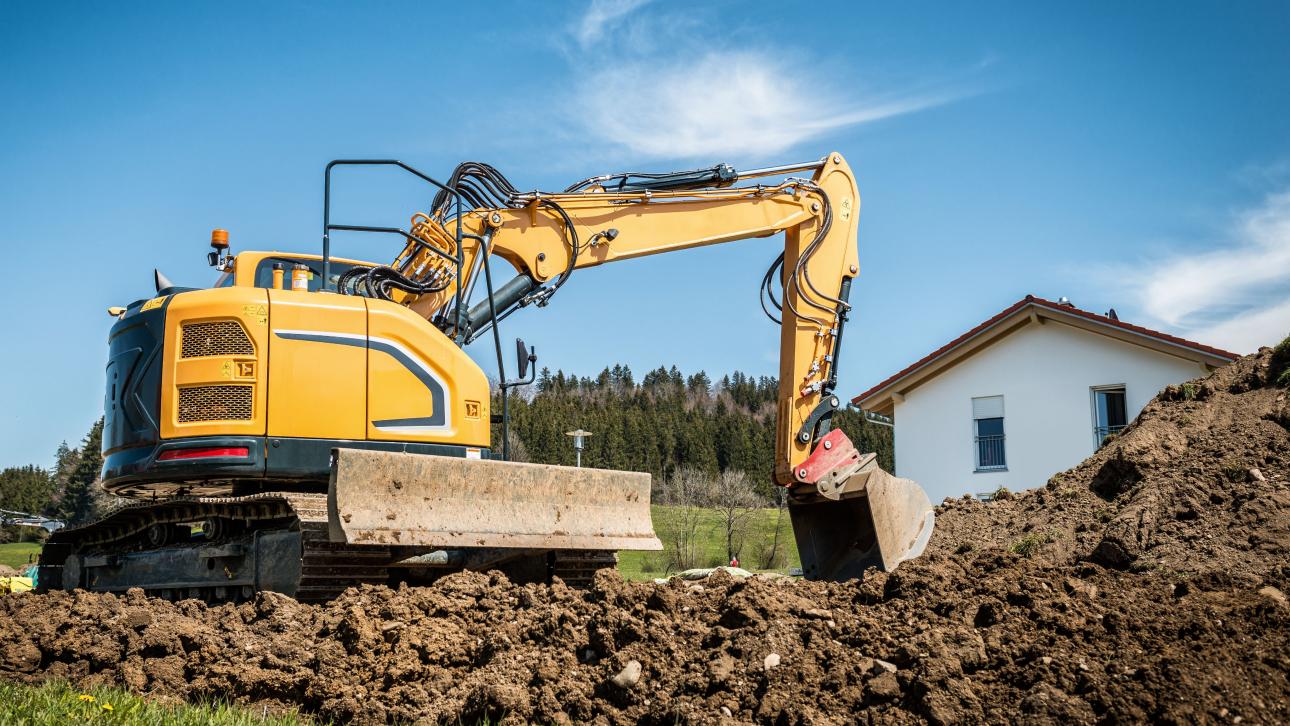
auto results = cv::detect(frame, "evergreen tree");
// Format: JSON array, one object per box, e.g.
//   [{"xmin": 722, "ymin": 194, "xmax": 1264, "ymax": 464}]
[
  {"xmin": 492, "ymin": 363, "xmax": 893, "ymax": 494},
  {"xmin": 0, "ymin": 465, "xmax": 56, "ymax": 515},
  {"xmin": 50, "ymin": 440, "xmax": 79, "ymax": 516},
  {"xmin": 60, "ymin": 418, "xmax": 104, "ymax": 525}
]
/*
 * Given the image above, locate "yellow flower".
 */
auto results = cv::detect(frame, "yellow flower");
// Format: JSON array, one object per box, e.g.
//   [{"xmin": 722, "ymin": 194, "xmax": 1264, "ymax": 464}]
[
  {"xmin": 78, "ymin": 694, "xmax": 95, "ymax": 702},
  {"xmin": 101, "ymin": 703, "xmax": 114, "ymax": 711}
]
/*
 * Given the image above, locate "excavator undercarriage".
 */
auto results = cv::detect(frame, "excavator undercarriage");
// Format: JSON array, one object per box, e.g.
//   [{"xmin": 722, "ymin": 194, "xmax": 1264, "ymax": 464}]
[{"xmin": 41, "ymin": 490, "xmax": 622, "ymax": 602}]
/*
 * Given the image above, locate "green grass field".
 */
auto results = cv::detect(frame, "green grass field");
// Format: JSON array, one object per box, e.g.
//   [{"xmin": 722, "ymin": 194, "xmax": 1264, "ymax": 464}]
[
  {"xmin": 0, "ymin": 542, "xmax": 41, "ymax": 570},
  {"xmin": 0, "ymin": 681, "xmax": 310, "ymax": 725},
  {"xmin": 617, "ymin": 504, "xmax": 801, "ymax": 581}
]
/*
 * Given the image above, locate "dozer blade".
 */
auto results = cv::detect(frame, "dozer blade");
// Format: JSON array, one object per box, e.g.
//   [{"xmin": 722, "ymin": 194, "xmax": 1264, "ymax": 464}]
[
  {"xmin": 329, "ymin": 449, "xmax": 662, "ymax": 552},
  {"xmin": 788, "ymin": 430, "xmax": 934, "ymax": 580}
]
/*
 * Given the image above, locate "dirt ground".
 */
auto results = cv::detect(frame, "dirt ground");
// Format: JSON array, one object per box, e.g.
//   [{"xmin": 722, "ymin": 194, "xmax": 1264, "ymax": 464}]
[{"xmin": 1, "ymin": 347, "xmax": 1287, "ymax": 724}]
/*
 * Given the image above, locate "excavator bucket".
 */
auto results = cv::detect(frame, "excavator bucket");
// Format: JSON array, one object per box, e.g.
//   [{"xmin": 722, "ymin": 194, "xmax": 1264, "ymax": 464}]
[
  {"xmin": 328, "ymin": 449, "xmax": 663, "ymax": 552},
  {"xmin": 788, "ymin": 431, "xmax": 935, "ymax": 580}
]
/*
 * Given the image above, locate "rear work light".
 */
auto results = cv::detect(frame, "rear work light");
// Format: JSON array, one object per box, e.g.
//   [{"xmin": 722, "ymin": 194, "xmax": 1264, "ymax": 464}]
[{"xmin": 157, "ymin": 446, "xmax": 250, "ymax": 461}]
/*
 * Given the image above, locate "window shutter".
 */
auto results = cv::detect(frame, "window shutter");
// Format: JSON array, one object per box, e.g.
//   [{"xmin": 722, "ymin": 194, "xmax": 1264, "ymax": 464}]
[{"xmin": 972, "ymin": 395, "xmax": 1004, "ymax": 419}]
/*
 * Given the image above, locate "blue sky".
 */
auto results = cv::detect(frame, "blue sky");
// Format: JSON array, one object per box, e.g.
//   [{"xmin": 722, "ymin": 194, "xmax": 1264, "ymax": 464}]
[{"xmin": 1, "ymin": 1, "xmax": 1288, "ymax": 469}]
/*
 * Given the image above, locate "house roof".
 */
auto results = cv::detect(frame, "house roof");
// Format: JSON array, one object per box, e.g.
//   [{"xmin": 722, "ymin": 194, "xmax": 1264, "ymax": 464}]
[{"xmin": 852, "ymin": 295, "xmax": 1239, "ymax": 414}]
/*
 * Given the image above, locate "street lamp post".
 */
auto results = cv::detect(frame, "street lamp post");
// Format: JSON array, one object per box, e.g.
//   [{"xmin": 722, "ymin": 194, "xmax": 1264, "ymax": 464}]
[{"xmin": 565, "ymin": 429, "xmax": 592, "ymax": 468}]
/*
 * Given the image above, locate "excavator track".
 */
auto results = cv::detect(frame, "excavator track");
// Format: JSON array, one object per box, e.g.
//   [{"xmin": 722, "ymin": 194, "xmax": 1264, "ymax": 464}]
[
  {"xmin": 40, "ymin": 491, "xmax": 619, "ymax": 602},
  {"xmin": 550, "ymin": 550, "xmax": 618, "ymax": 587}
]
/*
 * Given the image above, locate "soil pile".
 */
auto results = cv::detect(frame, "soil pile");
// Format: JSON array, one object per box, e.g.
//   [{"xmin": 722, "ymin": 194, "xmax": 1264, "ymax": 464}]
[{"xmin": 1, "ymin": 347, "xmax": 1287, "ymax": 724}]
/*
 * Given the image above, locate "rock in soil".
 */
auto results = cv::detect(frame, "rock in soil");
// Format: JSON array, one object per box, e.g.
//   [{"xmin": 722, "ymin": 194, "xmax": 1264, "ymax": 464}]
[{"xmin": 1, "ymin": 347, "xmax": 1288, "ymax": 724}]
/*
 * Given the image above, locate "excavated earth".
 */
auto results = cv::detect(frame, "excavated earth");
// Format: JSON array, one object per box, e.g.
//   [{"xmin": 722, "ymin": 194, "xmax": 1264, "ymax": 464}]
[{"xmin": 2, "ymin": 348, "xmax": 1289, "ymax": 724}]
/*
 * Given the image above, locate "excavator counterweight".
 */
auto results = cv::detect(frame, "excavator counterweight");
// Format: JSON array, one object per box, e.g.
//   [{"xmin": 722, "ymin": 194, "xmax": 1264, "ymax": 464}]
[{"xmin": 41, "ymin": 151, "xmax": 931, "ymax": 600}]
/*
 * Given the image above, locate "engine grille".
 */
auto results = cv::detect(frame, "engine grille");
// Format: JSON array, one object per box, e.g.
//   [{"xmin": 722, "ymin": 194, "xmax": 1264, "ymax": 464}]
[
  {"xmin": 180, "ymin": 321, "xmax": 254, "ymax": 358},
  {"xmin": 177, "ymin": 385, "xmax": 253, "ymax": 423}
]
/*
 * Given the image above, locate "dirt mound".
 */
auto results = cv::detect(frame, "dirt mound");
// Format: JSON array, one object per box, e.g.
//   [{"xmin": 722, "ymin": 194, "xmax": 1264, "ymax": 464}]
[{"xmin": 1, "ymin": 348, "xmax": 1288, "ymax": 724}]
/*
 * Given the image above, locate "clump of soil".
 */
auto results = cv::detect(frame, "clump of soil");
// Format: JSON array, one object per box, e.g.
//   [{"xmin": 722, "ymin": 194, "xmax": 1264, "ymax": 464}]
[{"xmin": 1, "ymin": 348, "xmax": 1288, "ymax": 724}]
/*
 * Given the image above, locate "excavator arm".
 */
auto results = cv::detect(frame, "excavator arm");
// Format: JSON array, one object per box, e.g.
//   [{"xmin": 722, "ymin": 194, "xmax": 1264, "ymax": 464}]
[
  {"xmin": 335, "ymin": 151, "xmax": 934, "ymax": 576},
  {"xmin": 352, "ymin": 154, "xmax": 859, "ymax": 486}
]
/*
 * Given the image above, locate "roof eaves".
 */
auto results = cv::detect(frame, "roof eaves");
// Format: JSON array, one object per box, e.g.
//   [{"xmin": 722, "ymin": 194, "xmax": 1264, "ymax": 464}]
[{"xmin": 852, "ymin": 295, "xmax": 1239, "ymax": 409}]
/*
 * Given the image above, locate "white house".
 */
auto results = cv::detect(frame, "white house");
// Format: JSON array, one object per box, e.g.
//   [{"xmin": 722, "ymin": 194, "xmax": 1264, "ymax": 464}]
[{"xmin": 852, "ymin": 295, "xmax": 1237, "ymax": 502}]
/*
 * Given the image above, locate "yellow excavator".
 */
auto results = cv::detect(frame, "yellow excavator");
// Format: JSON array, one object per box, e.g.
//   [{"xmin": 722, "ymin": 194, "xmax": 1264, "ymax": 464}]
[{"xmin": 38, "ymin": 152, "xmax": 934, "ymax": 601}]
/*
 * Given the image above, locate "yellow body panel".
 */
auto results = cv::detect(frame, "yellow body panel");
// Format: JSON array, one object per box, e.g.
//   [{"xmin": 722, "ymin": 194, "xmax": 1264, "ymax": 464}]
[
  {"xmin": 162, "ymin": 256, "xmax": 487, "ymax": 449},
  {"xmin": 266, "ymin": 290, "xmax": 368, "ymax": 440},
  {"xmin": 161, "ymin": 287, "xmax": 269, "ymax": 439},
  {"xmin": 365, "ymin": 299, "xmax": 490, "ymax": 445}
]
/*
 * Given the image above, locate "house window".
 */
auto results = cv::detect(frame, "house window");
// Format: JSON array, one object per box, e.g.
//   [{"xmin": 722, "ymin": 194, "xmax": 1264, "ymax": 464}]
[
  {"xmin": 1092, "ymin": 386, "xmax": 1127, "ymax": 446},
  {"xmin": 972, "ymin": 395, "xmax": 1006, "ymax": 471}
]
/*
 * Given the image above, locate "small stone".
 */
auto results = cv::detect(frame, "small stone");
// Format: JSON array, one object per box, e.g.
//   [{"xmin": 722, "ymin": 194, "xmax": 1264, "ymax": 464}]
[
  {"xmin": 763, "ymin": 653, "xmax": 781, "ymax": 671},
  {"xmin": 1258, "ymin": 585, "xmax": 1287, "ymax": 605},
  {"xmin": 874, "ymin": 658, "xmax": 897, "ymax": 673},
  {"xmin": 1063, "ymin": 577, "xmax": 1098, "ymax": 600},
  {"xmin": 866, "ymin": 671, "xmax": 901, "ymax": 699},
  {"xmin": 802, "ymin": 608, "xmax": 833, "ymax": 619},
  {"xmin": 611, "ymin": 660, "xmax": 642, "ymax": 689},
  {"xmin": 720, "ymin": 707, "xmax": 732, "ymax": 717},
  {"xmin": 1249, "ymin": 468, "xmax": 1265, "ymax": 482},
  {"xmin": 1041, "ymin": 656, "xmax": 1053, "ymax": 665}
]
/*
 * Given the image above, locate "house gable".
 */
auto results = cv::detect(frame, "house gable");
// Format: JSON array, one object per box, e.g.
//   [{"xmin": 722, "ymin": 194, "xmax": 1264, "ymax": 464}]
[{"xmin": 887, "ymin": 320, "xmax": 1210, "ymax": 501}]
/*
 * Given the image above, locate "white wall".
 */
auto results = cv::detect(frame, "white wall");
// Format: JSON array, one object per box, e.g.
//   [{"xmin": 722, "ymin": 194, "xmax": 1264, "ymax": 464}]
[{"xmin": 892, "ymin": 321, "xmax": 1206, "ymax": 503}]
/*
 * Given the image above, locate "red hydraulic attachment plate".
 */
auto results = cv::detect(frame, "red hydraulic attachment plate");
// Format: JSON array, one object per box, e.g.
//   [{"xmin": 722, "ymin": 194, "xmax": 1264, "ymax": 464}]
[{"xmin": 793, "ymin": 429, "xmax": 877, "ymax": 500}]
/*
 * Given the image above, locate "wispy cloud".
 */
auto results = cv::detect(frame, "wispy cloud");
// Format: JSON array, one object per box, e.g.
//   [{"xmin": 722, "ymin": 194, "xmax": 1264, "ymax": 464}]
[
  {"xmin": 576, "ymin": 53, "xmax": 963, "ymax": 158},
  {"xmin": 575, "ymin": 0, "xmax": 652, "ymax": 49},
  {"xmin": 563, "ymin": 1, "xmax": 977, "ymax": 160},
  {"xmin": 1187, "ymin": 298, "xmax": 1290, "ymax": 354},
  {"xmin": 1133, "ymin": 190, "xmax": 1290, "ymax": 352}
]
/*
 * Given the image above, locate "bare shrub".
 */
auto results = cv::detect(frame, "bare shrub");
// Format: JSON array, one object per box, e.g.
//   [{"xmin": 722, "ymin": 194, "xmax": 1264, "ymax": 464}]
[
  {"xmin": 756, "ymin": 488, "xmax": 791, "ymax": 570},
  {"xmin": 658, "ymin": 467, "xmax": 715, "ymax": 572},
  {"xmin": 710, "ymin": 470, "xmax": 766, "ymax": 564}
]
